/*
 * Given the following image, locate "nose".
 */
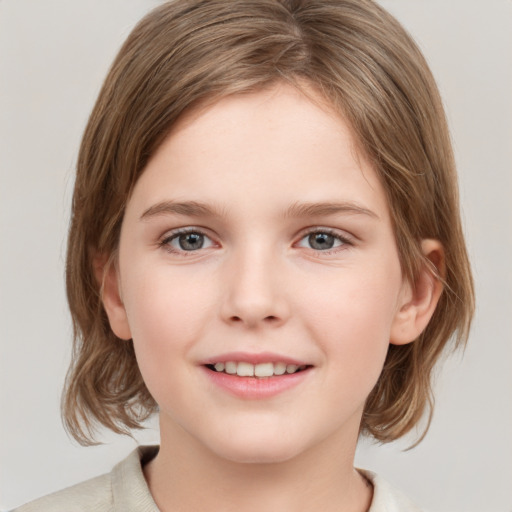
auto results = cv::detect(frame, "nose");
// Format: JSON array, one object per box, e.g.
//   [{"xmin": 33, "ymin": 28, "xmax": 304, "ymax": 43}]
[{"xmin": 219, "ymin": 243, "xmax": 290, "ymax": 329}]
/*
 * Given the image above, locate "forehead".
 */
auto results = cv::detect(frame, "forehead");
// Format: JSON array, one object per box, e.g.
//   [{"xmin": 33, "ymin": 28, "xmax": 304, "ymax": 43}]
[
  {"xmin": 168, "ymin": 82, "xmax": 358, "ymax": 166},
  {"xmin": 128, "ymin": 82, "xmax": 390, "ymax": 222}
]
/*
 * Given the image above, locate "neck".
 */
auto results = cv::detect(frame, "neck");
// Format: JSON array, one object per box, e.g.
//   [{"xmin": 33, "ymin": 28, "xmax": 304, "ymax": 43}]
[{"xmin": 144, "ymin": 417, "xmax": 372, "ymax": 512}]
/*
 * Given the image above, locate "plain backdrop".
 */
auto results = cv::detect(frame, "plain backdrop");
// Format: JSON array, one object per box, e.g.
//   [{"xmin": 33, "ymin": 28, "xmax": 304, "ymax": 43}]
[{"xmin": 1, "ymin": 1, "xmax": 511, "ymax": 511}]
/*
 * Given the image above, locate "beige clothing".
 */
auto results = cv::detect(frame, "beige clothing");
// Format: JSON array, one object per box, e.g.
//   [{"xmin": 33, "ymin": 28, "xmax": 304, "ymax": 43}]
[{"xmin": 13, "ymin": 445, "xmax": 422, "ymax": 511}]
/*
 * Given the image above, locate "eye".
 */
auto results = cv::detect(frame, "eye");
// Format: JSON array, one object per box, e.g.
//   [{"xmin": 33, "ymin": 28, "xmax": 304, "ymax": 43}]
[
  {"xmin": 161, "ymin": 228, "xmax": 215, "ymax": 254},
  {"xmin": 296, "ymin": 229, "xmax": 351, "ymax": 253}
]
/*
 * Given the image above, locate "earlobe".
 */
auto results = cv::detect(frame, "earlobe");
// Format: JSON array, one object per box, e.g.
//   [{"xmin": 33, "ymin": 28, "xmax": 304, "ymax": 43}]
[
  {"xmin": 93, "ymin": 253, "xmax": 132, "ymax": 340},
  {"xmin": 390, "ymin": 239, "xmax": 444, "ymax": 346}
]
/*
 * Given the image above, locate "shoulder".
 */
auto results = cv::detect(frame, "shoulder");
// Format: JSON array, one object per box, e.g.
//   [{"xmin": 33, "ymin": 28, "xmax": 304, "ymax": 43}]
[
  {"xmin": 12, "ymin": 445, "xmax": 160, "ymax": 512},
  {"xmin": 360, "ymin": 469, "xmax": 423, "ymax": 512},
  {"xmin": 11, "ymin": 472, "xmax": 112, "ymax": 512}
]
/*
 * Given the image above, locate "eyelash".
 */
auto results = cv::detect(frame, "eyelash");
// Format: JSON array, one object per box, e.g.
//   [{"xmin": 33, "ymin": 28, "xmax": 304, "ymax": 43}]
[
  {"xmin": 295, "ymin": 228, "xmax": 353, "ymax": 255},
  {"xmin": 159, "ymin": 227, "xmax": 353, "ymax": 257},
  {"xmin": 159, "ymin": 228, "xmax": 215, "ymax": 257}
]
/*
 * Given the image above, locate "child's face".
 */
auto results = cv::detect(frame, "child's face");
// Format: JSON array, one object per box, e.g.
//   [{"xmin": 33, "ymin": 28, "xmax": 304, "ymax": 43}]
[{"xmin": 107, "ymin": 83, "xmax": 412, "ymax": 463}]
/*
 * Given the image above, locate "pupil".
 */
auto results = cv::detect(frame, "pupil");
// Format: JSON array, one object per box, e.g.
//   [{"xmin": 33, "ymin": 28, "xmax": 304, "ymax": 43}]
[
  {"xmin": 309, "ymin": 233, "xmax": 334, "ymax": 250},
  {"xmin": 179, "ymin": 233, "xmax": 204, "ymax": 250}
]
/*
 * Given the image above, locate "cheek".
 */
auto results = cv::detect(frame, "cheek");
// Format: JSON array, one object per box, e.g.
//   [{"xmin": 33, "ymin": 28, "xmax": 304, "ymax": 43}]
[
  {"xmin": 123, "ymin": 263, "xmax": 213, "ymax": 336},
  {"xmin": 297, "ymin": 262, "xmax": 402, "ymax": 373},
  {"xmin": 120, "ymin": 266, "xmax": 215, "ymax": 387}
]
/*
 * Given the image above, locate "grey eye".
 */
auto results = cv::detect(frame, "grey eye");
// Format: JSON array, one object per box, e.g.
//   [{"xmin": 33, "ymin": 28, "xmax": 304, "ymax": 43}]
[
  {"xmin": 307, "ymin": 232, "xmax": 336, "ymax": 250},
  {"xmin": 165, "ymin": 231, "xmax": 214, "ymax": 252},
  {"xmin": 177, "ymin": 232, "xmax": 204, "ymax": 250},
  {"xmin": 296, "ymin": 230, "xmax": 347, "ymax": 252}
]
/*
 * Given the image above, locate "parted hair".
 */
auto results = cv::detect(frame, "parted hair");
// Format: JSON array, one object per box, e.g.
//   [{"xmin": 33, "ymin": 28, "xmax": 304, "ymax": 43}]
[{"xmin": 63, "ymin": 0, "xmax": 474, "ymax": 445}]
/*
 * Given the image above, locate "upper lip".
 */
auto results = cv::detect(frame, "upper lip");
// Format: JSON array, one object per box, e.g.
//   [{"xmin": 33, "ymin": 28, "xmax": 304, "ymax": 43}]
[{"xmin": 201, "ymin": 351, "xmax": 310, "ymax": 366}]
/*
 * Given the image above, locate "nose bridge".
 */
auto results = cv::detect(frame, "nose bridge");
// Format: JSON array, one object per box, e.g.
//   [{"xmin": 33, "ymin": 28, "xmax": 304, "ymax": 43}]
[{"xmin": 220, "ymin": 238, "xmax": 289, "ymax": 328}]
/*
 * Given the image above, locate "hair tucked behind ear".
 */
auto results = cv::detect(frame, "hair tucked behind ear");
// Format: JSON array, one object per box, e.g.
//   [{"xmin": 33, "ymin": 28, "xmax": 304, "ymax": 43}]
[{"xmin": 62, "ymin": 0, "xmax": 474, "ymax": 445}]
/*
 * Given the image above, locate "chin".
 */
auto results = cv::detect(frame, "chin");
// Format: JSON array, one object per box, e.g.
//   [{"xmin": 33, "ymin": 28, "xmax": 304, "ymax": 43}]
[{"xmin": 207, "ymin": 428, "xmax": 308, "ymax": 465}]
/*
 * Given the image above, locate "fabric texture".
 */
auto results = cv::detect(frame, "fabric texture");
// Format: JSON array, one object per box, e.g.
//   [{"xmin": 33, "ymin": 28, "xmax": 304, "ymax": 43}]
[{"xmin": 13, "ymin": 445, "xmax": 422, "ymax": 511}]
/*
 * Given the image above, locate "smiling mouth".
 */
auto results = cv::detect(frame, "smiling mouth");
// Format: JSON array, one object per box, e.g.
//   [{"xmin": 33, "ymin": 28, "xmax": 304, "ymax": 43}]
[{"xmin": 205, "ymin": 361, "xmax": 310, "ymax": 378}]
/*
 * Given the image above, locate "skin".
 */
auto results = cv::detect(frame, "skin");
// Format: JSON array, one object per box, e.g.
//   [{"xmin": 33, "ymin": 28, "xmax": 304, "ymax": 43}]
[{"xmin": 101, "ymin": 82, "xmax": 443, "ymax": 512}]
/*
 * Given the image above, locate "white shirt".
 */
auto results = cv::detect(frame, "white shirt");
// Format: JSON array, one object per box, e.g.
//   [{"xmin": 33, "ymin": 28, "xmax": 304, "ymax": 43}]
[{"xmin": 13, "ymin": 445, "xmax": 422, "ymax": 511}]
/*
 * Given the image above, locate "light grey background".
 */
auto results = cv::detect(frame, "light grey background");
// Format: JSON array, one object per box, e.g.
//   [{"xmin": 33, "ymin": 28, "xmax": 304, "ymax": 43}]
[{"xmin": 1, "ymin": 1, "xmax": 511, "ymax": 511}]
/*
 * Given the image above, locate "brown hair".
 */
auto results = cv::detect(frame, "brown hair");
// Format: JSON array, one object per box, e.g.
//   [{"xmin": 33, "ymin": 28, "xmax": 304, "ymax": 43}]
[{"xmin": 63, "ymin": 0, "xmax": 474, "ymax": 445}]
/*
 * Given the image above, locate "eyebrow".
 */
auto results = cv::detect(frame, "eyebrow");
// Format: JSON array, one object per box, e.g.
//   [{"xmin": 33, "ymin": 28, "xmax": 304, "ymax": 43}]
[
  {"xmin": 140, "ymin": 200, "xmax": 379, "ymax": 221},
  {"xmin": 140, "ymin": 200, "xmax": 228, "ymax": 220},
  {"xmin": 283, "ymin": 201, "xmax": 379, "ymax": 219}
]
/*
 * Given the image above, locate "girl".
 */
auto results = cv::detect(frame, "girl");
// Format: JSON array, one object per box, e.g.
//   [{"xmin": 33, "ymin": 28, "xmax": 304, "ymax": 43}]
[{"xmin": 13, "ymin": 1, "xmax": 474, "ymax": 510}]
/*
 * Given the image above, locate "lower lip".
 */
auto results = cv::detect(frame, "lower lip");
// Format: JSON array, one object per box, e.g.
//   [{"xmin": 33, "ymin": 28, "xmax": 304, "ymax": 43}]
[{"xmin": 201, "ymin": 366, "xmax": 312, "ymax": 399}]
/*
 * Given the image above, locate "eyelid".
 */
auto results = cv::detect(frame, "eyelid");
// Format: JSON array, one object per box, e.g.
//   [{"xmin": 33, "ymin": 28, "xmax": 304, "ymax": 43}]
[
  {"xmin": 295, "ymin": 227, "xmax": 355, "ymax": 254},
  {"xmin": 158, "ymin": 225, "xmax": 355, "ymax": 257},
  {"xmin": 159, "ymin": 227, "xmax": 216, "ymax": 256}
]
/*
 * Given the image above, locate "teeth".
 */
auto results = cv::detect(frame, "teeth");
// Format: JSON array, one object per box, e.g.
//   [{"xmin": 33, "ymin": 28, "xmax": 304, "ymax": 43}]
[
  {"xmin": 212, "ymin": 361, "xmax": 306, "ymax": 378},
  {"xmin": 274, "ymin": 362, "xmax": 286, "ymax": 375},
  {"xmin": 254, "ymin": 362, "xmax": 274, "ymax": 377},
  {"xmin": 225, "ymin": 361, "xmax": 237, "ymax": 374},
  {"xmin": 237, "ymin": 362, "xmax": 254, "ymax": 377}
]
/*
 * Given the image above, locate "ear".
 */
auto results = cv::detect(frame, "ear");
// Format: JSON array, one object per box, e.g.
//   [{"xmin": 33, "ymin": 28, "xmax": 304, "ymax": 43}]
[
  {"xmin": 390, "ymin": 239, "xmax": 444, "ymax": 346},
  {"xmin": 93, "ymin": 253, "xmax": 132, "ymax": 340}
]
